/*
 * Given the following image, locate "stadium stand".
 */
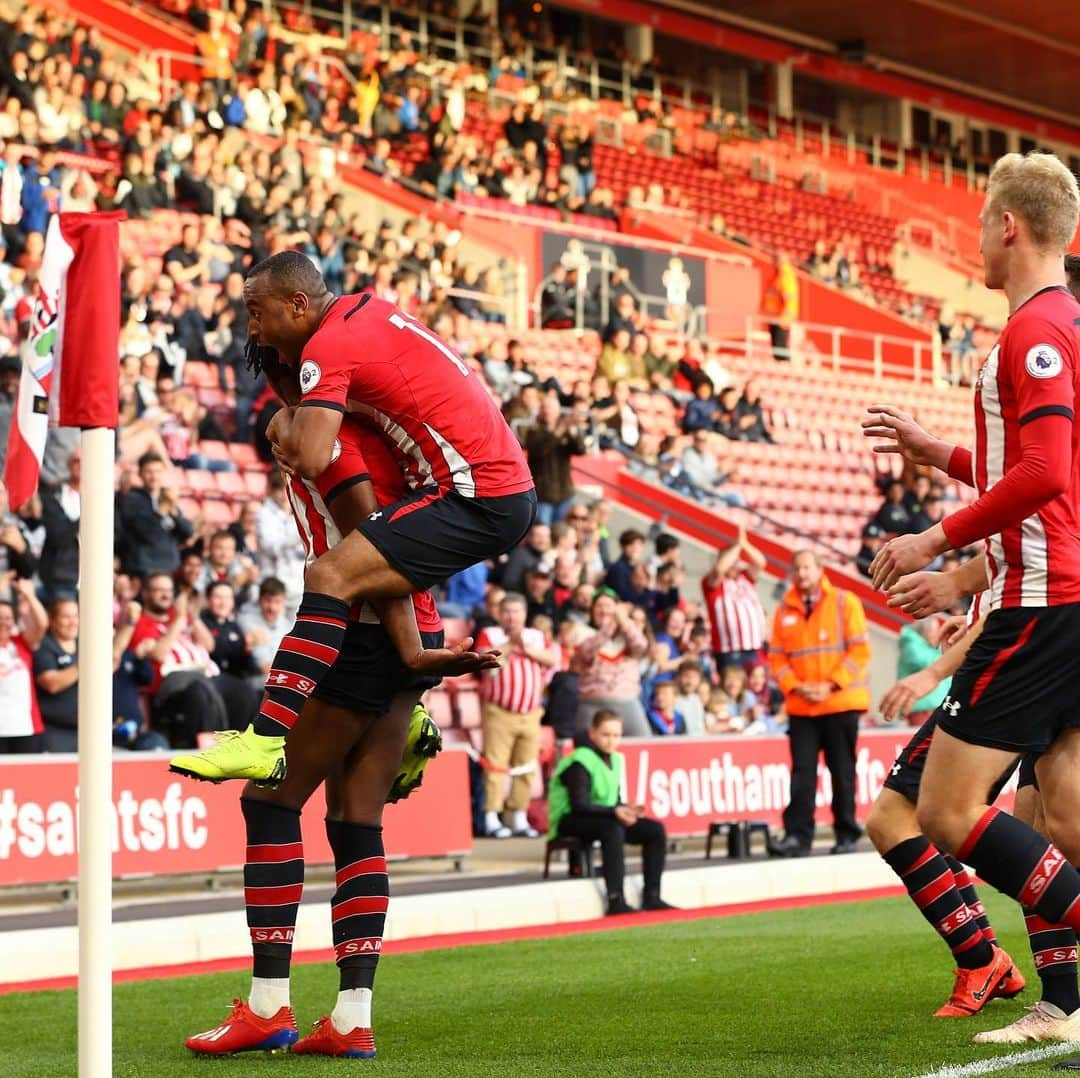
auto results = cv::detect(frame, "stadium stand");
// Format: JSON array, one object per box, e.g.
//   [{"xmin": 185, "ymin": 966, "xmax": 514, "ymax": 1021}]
[{"xmin": 0, "ymin": 0, "xmax": 1033, "ymax": 766}]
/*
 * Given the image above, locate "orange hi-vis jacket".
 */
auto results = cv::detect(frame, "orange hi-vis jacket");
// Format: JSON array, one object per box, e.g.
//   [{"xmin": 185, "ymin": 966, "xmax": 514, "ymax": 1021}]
[{"xmin": 768, "ymin": 574, "xmax": 871, "ymax": 717}]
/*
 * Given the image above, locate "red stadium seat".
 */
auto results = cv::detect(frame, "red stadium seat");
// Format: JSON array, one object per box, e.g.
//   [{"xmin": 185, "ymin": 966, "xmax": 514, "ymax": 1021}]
[
  {"xmin": 199, "ymin": 440, "xmax": 230, "ymax": 461},
  {"xmin": 200, "ymin": 499, "xmax": 236, "ymax": 527},
  {"xmin": 243, "ymin": 471, "xmax": 268, "ymax": 498}
]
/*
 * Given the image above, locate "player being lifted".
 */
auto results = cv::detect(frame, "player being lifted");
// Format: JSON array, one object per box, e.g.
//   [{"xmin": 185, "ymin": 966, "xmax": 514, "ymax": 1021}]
[
  {"xmin": 172, "ymin": 254, "xmax": 536, "ymax": 785},
  {"xmin": 865, "ymin": 157, "xmax": 1080, "ymax": 1036}
]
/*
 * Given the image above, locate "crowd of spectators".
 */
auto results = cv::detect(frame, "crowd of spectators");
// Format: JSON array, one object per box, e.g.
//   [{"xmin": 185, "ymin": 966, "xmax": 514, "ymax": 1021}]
[
  {"xmin": 0, "ymin": 0, "xmax": 888, "ymax": 760},
  {"xmin": 856, "ymin": 467, "xmax": 977, "ymax": 607},
  {"xmin": 442, "ymin": 517, "xmax": 785, "ymax": 765}
]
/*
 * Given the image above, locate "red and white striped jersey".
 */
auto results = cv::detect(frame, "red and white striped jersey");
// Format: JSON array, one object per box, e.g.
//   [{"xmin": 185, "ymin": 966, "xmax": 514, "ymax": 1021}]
[
  {"xmin": 296, "ymin": 294, "xmax": 533, "ymax": 500},
  {"xmin": 287, "ymin": 415, "xmax": 441, "ymax": 633},
  {"xmin": 129, "ymin": 614, "xmax": 220, "ymax": 695},
  {"xmin": 966, "ymin": 589, "xmax": 989, "ymax": 627},
  {"xmin": 701, "ymin": 572, "xmax": 766, "ymax": 655},
  {"xmin": 474, "ymin": 625, "xmax": 548, "ymax": 713},
  {"xmin": 947, "ymin": 286, "xmax": 1080, "ymax": 609}
]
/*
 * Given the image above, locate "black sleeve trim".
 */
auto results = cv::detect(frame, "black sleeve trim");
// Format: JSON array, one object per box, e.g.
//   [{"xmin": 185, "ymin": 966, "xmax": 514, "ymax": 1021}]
[
  {"xmin": 1018, "ymin": 405, "xmax": 1074, "ymax": 427},
  {"xmin": 297, "ymin": 399, "xmax": 347, "ymax": 413},
  {"xmin": 324, "ymin": 473, "xmax": 369, "ymax": 506}
]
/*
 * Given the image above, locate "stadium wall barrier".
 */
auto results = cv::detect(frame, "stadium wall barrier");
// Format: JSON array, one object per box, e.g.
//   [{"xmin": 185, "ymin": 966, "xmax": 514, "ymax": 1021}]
[
  {"xmin": 0, "ymin": 747, "xmax": 473, "ymax": 888},
  {"xmin": 615, "ymin": 731, "xmax": 1016, "ymax": 837}
]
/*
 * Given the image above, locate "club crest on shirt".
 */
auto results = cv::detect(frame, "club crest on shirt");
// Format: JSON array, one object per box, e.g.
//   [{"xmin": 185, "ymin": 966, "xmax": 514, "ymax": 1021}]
[
  {"xmin": 299, "ymin": 359, "xmax": 321, "ymax": 392},
  {"xmin": 1025, "ymin": 343, "xmax": 1063, "ymax": 379}
]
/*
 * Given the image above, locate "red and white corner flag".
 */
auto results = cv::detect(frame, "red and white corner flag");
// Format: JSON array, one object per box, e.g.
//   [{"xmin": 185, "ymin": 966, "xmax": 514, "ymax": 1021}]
[{"xmin": 5, "ymin": 210, "xmax": 123, "ymax": 510}]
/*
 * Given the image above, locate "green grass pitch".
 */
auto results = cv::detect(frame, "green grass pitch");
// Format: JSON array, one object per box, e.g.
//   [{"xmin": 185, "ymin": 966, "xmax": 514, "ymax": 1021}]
[{"xmin": 2, "ymin": 891, "xmax": 1077, "ymax": 1077}]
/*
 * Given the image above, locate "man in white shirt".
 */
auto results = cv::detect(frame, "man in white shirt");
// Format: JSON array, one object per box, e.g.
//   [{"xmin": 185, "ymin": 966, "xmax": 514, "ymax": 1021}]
[
  {"xmin": 255, "ymin": 471, "xmax": 306, "ymax": 613},
  {"xmin": 238, "ymin": 576, "xmax": 290, "ymax": 690}
]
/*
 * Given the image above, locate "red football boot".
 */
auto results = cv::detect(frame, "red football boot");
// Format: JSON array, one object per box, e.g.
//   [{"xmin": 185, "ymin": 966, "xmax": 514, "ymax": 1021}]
[
  {"xmin": 991, "ymin": 954, "xmax": 1027, "ymax": 1000},
  {"xmin": 185, "ymin": 999, "xmax": 298, "ymax": 1054},
  {"xmin": 935, "ymin": 946, "xmax": 1013, "ymax": 1017},
  {"xmin": 292, "ymin": 1016, "xmax": 377, "ymax": 1059}
]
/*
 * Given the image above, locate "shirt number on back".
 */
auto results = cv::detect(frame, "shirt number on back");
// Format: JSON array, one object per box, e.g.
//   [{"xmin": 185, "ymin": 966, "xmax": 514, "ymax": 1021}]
[{"xmin": 388, "ymin": 312, "xmax": 469, "ymax": 376}]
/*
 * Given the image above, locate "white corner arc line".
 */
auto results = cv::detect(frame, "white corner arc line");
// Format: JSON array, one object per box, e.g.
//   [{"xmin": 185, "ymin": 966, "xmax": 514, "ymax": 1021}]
[{"xmin": 913, "ymin": 1040, "xmax": 1080, "ymax": 1078}]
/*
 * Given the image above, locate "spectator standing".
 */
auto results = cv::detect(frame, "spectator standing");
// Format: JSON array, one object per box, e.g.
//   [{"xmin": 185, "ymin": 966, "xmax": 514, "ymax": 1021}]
[
  {"xmin": 440, "ymin": 561, "xmax": 489, "ymax": 620},
  {"xmin": 238, "ymin": 576, "xmax": 290, "ymax": 689},
  {"xmin": 768, "ymin": 550, "xmax": 870, "ymax": 857},
  {"xmin": 604, "ymin": 528, "xmax": 646, "ymax": 601},
  {"xmin": 647, "ymin": 680, "xmax": 686, "ymax": 736},
  {"xmin": 498, "ymin": 522, "xmax": 552, "ymax": 595},
  {"xmin": 701, "ymin": 527, "xmax": 767, "ymax": 669},
  {"xmin": 196, "ymin": 529, "xmax": 259, "ymax": 605},
  {"xmin": 894, "ymin": 617, "xmax": 950, "ymax": 725},
  {"xmin": 40, "ymin": 446, "xmax": 81, "ymax": 600},
  {"xmin": 572, "ymin": 590, "xmax": 650, "ymax": 736},
  {"xmin": 255, "ymin": 471, "xmax": 306, "ymax": 612},
  {"xmin": 34, "ymin": 597, "xmax": 80, "ymax": 752},
  {"xmin": 855, "ymin": 522, "xmax": 886, "ymax": 578},
  {"xmin": 111, "ymin": 598, "xmax": 169, "ymax": 750},
  {"xmin": 873, "ymin": 479, "xmax": 914, "ymax": 535},
  {"xmin": 547, "ymin": 710, "xmax": 675, "ymax": 914},
  {"xmin": 763, "ymin": 251, "xmax": 799, "ymax": 361},
  {"xmin": 475, "ymin": 592, "xmax": 558, "ymax": 839},
  {"xmin": 0, "ymin": 580, "xmax": 47, "ymax": 753},
  {"xmin": 115, "ymin": 452, "xmax": 193, "ymax": 576},
  {"xmin": 524, "ymin": 394, "xmax": 587, "ymax": 526},
  {"xmin": 673, "ymin": 661, "xmax": 708, "ymax": 735}
]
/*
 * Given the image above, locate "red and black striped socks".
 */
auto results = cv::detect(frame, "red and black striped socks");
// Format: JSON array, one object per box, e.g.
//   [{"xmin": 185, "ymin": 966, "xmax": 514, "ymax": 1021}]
[
  {"xmin": 944, "ymin": 854, "xmax": 998, "ymax": 945},
  {"xmin": 958, "ymin": 808, "xmax": 1080, "ymax": 932},
  {"xmin": 883, "ymin": 836, "xmax": 994, "ymax": 969},
  {"xmin": 328, "ymin": 820, "xmax": 388, "ymax": 990},
  {"xmin": 1024, "ymin": 908, "xmax": 1080, "ymax": 1014},
  {"xmin": 327, "ymin": 820, "xmax": 387, "ymax": 1036},
  {"xmin": 242, "ymin": 798, "xmax": 304, "ymax": 1018},
  {"xmin": 253, "ymin": 593, "xmax": 350, "ymax": 736}
]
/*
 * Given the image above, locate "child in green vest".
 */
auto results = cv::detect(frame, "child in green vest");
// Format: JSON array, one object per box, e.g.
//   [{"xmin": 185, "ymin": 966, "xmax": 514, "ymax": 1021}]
[{"xmin": 548, "ymin": 709, "xmax": 675, "ymax": 915}]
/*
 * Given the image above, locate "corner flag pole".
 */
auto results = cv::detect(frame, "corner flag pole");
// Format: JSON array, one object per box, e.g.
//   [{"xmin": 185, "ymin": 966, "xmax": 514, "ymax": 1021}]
[
  {"xmin": 4, "ymin": 212, "xmax": 123, "ymax": 1075},
  {"xmin": 78, "ymin": 423, "xmax": 115, "ymax": 1078}
]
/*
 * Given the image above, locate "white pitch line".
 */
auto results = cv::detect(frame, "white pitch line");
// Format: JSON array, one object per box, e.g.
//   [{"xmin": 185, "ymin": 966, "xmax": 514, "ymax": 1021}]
[{"xmin": 913, "ymin": 1041, "xmax": 1080, "ymax": 1078}]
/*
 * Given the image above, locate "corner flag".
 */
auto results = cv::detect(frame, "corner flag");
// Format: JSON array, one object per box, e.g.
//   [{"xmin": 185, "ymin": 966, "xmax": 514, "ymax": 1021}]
[{"xmin": 4, "ymin": 210, "xmax": 123, "ymax": 509}]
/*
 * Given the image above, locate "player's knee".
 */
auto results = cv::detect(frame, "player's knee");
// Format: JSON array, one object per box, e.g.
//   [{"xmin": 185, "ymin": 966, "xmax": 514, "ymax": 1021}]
[
  {"xmin": 864, "ymin": 800, "xmax": 892, "ymax": 854},
  {"xmin": 1040, "ymin": 805, "xmax": 1080, "ymax": 863},
  {"xmin": 305, "ymin": 555, "xmax": 346, "ymax": 599},
  {"xmin": 866, "ymin": 793, "xmax": 917, "ymax": 854},
  {"xmin": 914, "ymin": 799, "xmax": 964, "ymax": 855}
]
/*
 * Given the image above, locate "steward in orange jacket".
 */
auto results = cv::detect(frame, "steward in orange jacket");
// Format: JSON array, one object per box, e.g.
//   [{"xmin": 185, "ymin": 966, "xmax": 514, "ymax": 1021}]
[{"xmin": 769, "ymin": 573, "xmax": 871, "ymax": 717}]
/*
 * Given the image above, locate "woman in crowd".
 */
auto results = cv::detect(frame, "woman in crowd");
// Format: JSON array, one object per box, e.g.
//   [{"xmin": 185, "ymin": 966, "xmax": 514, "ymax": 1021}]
[
  {"xmin": 572, "ymin": 589, "xmax": 651, "ymax": 737},
  {"xmin": 0, "ymin": 579, "xmax": 48, "ymax": 753}
]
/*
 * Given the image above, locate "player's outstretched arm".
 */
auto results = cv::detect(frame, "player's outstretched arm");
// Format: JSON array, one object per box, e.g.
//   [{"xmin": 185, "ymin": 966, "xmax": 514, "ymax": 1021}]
[
  {"xmin": 325, "ymin": 476, "xmax": 500, "ymax": 677},
  {"xmin": 879, "ymin": 614, "xmax": 985, "ymax": 721},
  {"xmin": 885, "ymin": 553, "xmax": 989, "ymax": 617},
  {"xmin": 862, "ymin": 405, "xmax": 962, "ymax": 475}
]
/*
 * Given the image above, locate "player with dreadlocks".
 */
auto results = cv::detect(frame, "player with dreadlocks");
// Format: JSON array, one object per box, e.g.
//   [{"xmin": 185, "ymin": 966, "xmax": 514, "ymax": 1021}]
[{"xmin": 171, "ymin": 254, "xmax": 535, "ymax": 786}]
